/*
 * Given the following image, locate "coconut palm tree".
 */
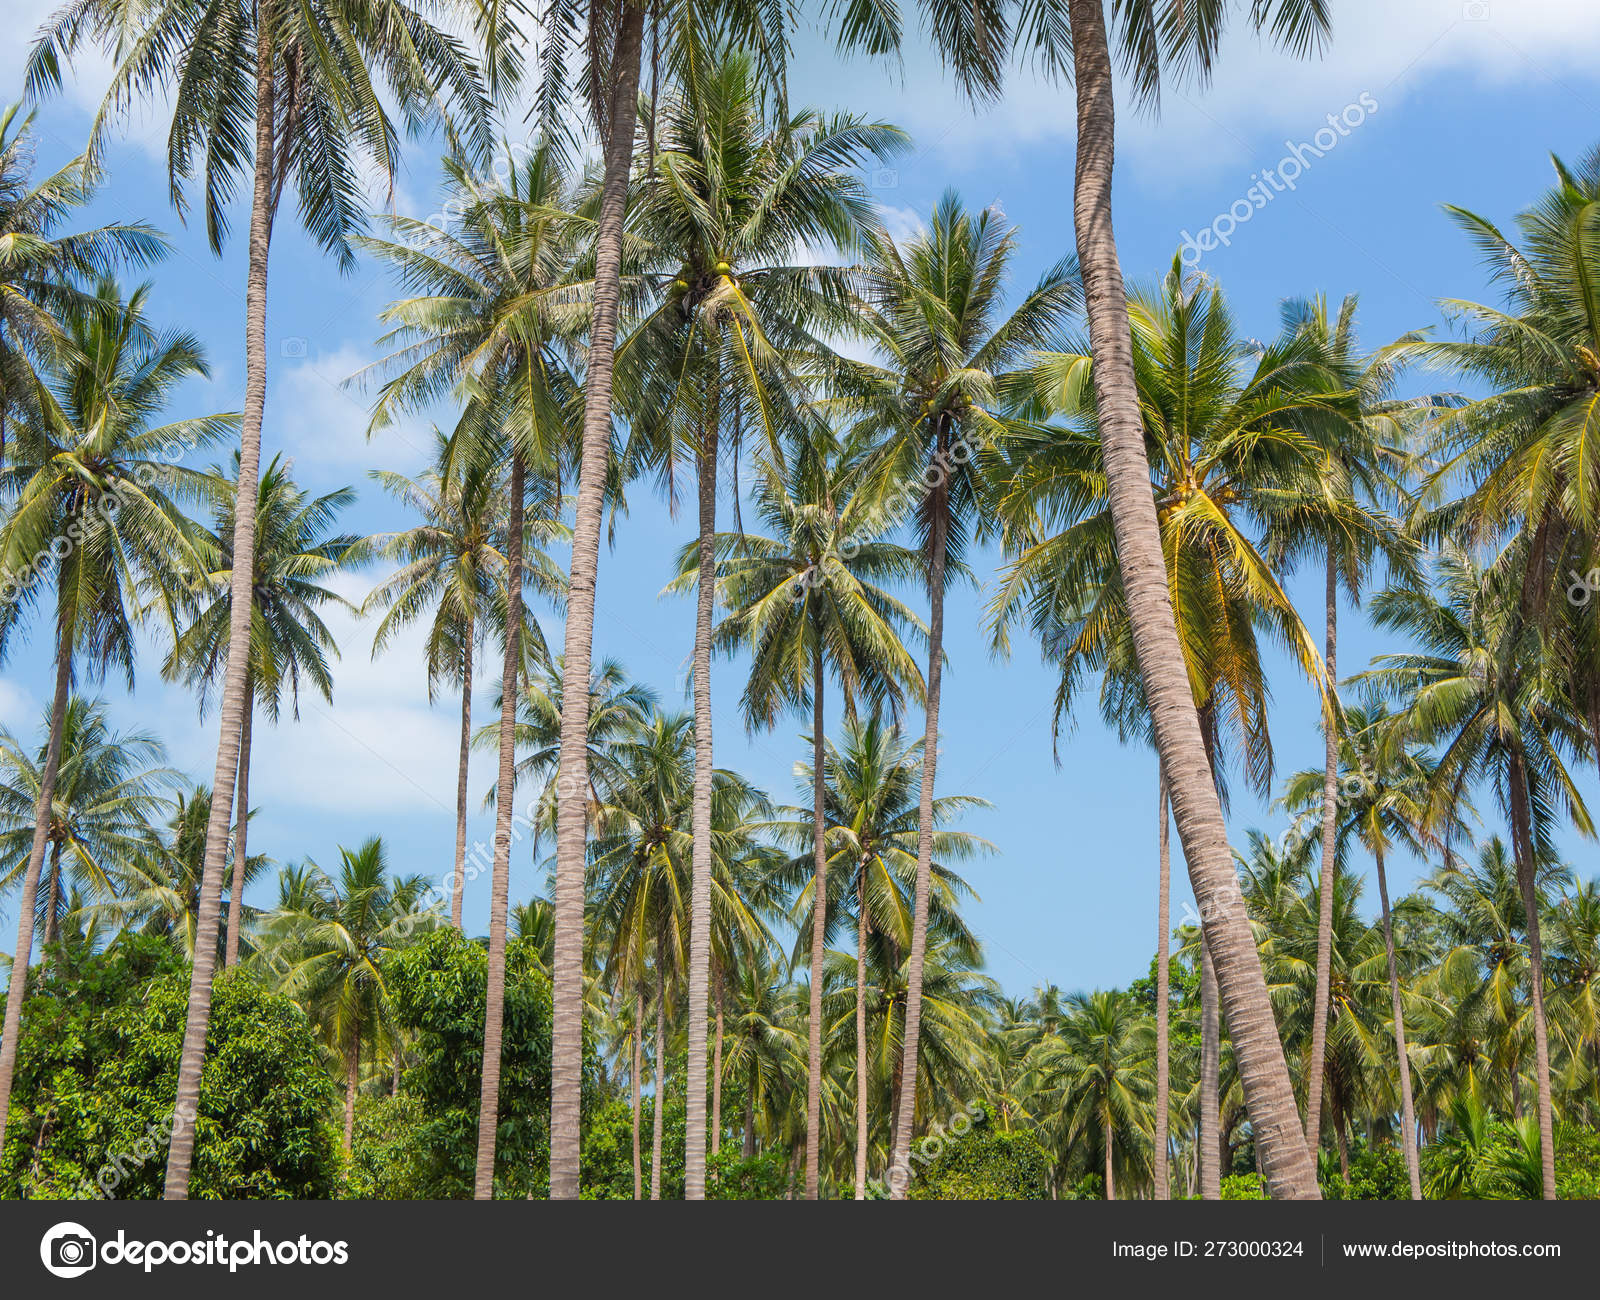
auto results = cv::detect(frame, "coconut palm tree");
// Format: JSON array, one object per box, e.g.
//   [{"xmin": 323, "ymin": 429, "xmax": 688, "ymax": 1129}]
[
  {"xmin": 0, "ymin": 279, "xmax": 228, "ymax": 1163},
  {"xmin": 258, "ymin": 836, "xmax": 435, "ymax": 1150},
  {"xmin": 28, "ymin": 0, "xmax": 504, "ymax": 1199},
  {"xmin": 832, "ymin": 191, "xmax": 1077, "ymax": 1192},
  {"xmin": 1361, "ymin": 546, "xmax": 1593, "ymax": 1196},
  {"xmin": 621, "ymin": 50, "xmax": 906, "ymax": 1197},
  {"xmin": 0, "ymin": 698, "xmax": 176, "ymax": 963},
  {"xmin": 0, "ymin": 101, "xmax": 165, "ymax": 466},
  {"xmin": 666, "ymin": 435, "xmax": 925, "ymax": 1196},
  {"xmin": 167, "ymin": 452, "xmax": 363, "ymax": 969}
]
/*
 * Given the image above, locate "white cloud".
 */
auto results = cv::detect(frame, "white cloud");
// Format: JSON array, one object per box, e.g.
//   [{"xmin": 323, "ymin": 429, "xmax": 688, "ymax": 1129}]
[{"xmin": 271, "ymin": 341, "xmax": 434, "ymax": 475}]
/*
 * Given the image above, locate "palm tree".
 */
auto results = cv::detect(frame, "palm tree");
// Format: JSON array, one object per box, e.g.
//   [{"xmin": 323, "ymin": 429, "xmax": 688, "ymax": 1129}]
[
  {"xmin": 365, "ymin": 428, "xmax": 566, "ymax": 927},
  {"xmin": 258, "ymin": 836, "xmax": 434, "ymax": 1150},
  {"xmin": 0, "ymin": 279, "xmax": 227, "ymax": 1164},
  {"xmin": 835, "ymin": 191, "xmax": 1077, "ymax": 1192},
  {"xmin": 667, "ymin": 436, "xmax": 925, "ymax": 1196},
  {"xmin": 1038, "ymin": 0, "xmax": 1334, "ymax": 1200},
  {"xmin": 359, "ymin": 141, "xmax": 583, "ymax": 1200},
  {"xmin": 0, "ymin": 100, "xmax": 165, "ymax": 466},
  {"xmin": 167, "ymin": 452, "xmax": 363, "ymax": 969},
  {"xmin": 0, "ymin": 698, "xmax": 176, "ymax": 963},
  {"xmin": 1361, "ymin": 546, "xmax": 1594, "ymax": 1196},
  {"xmin": 28, "ymin": 0, "xmax": 503, "ymax": 1200},
  {"xmin": 622, "ymin": 50, "xmax": 906, "ymax": 1197}
]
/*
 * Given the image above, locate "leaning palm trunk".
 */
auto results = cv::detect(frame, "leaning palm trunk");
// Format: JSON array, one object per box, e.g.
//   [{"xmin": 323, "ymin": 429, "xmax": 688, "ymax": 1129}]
[
  {"xmin": 1508, "ymin": 756, "xmax": 1558, "ymax": 1199},
  {"xmin": 549, "ymin": 4, "xmax": 645, "ymax": 1200},
  {"xmin": 0, "ymin": 630, "xmax": 73, "ymax": 1157},
  {"xmin": 1064, "ymin": 0, "xmax": 1318, "ymax": 1199},
  {"xmin": 889, "ymin": 484, "xmax": 948, "ymax": 1196},
  {"xmin": 1153, "ymin": 771, "xmax": 1171, "ymax": 1198},
  {"xmin": 651, "ymin": 971, "xmax": 666, "ymax": 1201},
  {"xmin": 804, "ymin": 653, "xmax": 827, "ymax": 1198},
  {"xmin": 685, "ymin": 381, "xmax": 718, "ymax": 1201},
  {"xmin": 1198, "ymin": 936, "xmax": 1222, "ymax": 1198},
  {"xmin": 451, "ymin": 618, "xmax": 474, "ymax": 929},
  {"xmin": 1373, "ymin": 843, "xmax": 1422, "ymax": 1199},
  {"xmin": 163, "ymin": 28, "xmax": 277, "ymax": 1199},
  {"xmin": 473, "ymin": 452, "xmax": 525, "ymax": 1199},
  {"xmin": 1305, "ymin": 553, "xmax": 1339, "ymax": 1154},
  {"xmin": 854, "ymin": 866, "xmax": 869, "ymax": 1200},
  {"xmin": 224, "ymin": 669, "xmax": 254, "ymax": 968}
]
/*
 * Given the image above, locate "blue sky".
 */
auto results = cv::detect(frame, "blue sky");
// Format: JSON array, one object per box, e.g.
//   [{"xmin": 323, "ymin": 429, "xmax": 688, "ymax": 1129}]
[{"xmin": 4, "ymin": 0, "xmax": 1600, "ymax": 998}]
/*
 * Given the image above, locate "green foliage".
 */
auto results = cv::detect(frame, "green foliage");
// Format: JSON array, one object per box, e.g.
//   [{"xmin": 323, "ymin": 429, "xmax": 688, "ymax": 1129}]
[
  {"xmin": 905, "ymin": 1120, "xmax": 1051, "ymax": 1200},
  {"xmin": 0, "ymin": 936, "xmax": 340, "ymax": 1198},
  {"xmin": 707, "ymin": 1146, "xmax": 794, "ymax": 1199},
  {"xmin": 341, "ymin": 1094, "xmax": 428, "ymax": 1200},
  {"xmin": 1321, "ymin": 1145, "xmax": 1409, "ymax": 1200},
  {"xmin": 1220, "ymin": 1173, "xmax": 1268, "ymax": 1200}
]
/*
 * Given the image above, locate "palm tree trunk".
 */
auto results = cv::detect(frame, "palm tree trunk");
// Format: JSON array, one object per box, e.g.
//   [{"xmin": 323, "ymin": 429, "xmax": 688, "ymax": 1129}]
[
  {"xmin": 224, "ymin": 670, "xmax": 254, "ymax": 969},
  {"xmin": 40, "ymin": 841, "xmax": 61, "ymax": 975},
  {"xmin": 743, "ymin": 1067, "xmax": 755, "ymax": 1159},
  {"xmin": 0, "ymin": 628, "xmax": 73, "ymax": 1158},
  {"xmin": 632, "ymin": 988, "xmax": 644, "ymax": 1201},
  {"xmin": 712, "ymin": 978, "xmax": 724, "ymax": 1161},
  {"xmin": 1104, "ymin": 1115, "xmax": 1115, "ymax": 1200},
  {"xmin": 804, "ymin": 651, "xmax": 827, "ymax": 1199},
  {"xmin": 1306, "ymin": 552, "xmax": 1339, "ymax": 1154},
  {"xmin": 1335, "ymin": 1114, "xmax": 1349, "ymax": 1180},
  {"xmin": 651, "ymin": 970, "xmax": 666, "ymax": 1201},
  {"xmin": 1154, "ymin": 769, "xmax": 1171, "ymax": 1199},
  {"xmin": 162, "ymin": 12, "xmax": 277, "ymax": 1200},
  {"xmin": 550, "ymin": 5, "xmax": 645, "ymax": 1201},
  {"xmin": 1199, "ymin": 933, "xmax": 1222, "ymax": 1199},
  {"xmin": 452, "ymin": 619, "xmax": 473, "ymax": 930},
  {"xmin": 472, "ymin": 452, "xmax": 524, "ymax": 1200},
  {"xmin": 343, "ymin": 1034, "xmax": 359, "ymax": 1154},
  {"xmin": 684, "ymin": 361, "xmax": 719, "ymax": 1202},
  {"xmin": 1063, "ymin": 0, "xmax": 1318, "ymax": 1200},
  {"xmin": 890, "ymin": 466, "xmax": 947, "ymax": 1197},
  {"xmin": 1508, "ymin": 754, "xmax": 1558, "ymax": 1199},
  {"xmin": 854, "ymin": 864, "xmax": 870, "ymax": 1200},
  {"xmin": 1373, "ymin": 842, "xmax": 1422, "ymax": 1199}
]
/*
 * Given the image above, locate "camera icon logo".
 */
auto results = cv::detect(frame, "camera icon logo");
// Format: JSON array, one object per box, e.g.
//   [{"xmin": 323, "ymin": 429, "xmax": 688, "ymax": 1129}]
[{"xmin": 41, "ymin": 1222, "xmax": 98, "ymax": 1278}]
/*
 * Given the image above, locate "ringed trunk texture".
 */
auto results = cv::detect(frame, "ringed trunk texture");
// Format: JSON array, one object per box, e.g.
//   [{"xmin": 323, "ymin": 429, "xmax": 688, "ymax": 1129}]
[
  {"xmin": 685, "ymin": 374, "xmax": 719, "ymax": 1201},
  {"xmin": 343, "ymin": 1036, "xmax": 359, "ymax": 1154},
  {"xmin": 1305, "ymin": 552, "xmax": 1339, "ymax": 1154},
  {"xmin": 41, "ymin": 841, "xmax": 62, "ymax": 974},
  {"xmin": 1199, "ymin": 934, "xmax": 1222, "ymax": 1199},
  {"xmin": 1373, "ymin": 843, "xmax": 1422, "ymax": 1199},
  {"xmin": 651, "ymin": 972, "xmax": 665, "ymax": 1201},
  {"xmin": 804, "ymin": 653, "xmax": 827, "ymax": 1199},
  {"xmin": 1104, "ymin": 1116, "xmax": 1115, "ymax": 1200},
  {"xmin": 632, "ymin": 989, "xmax": 644, "ymax": 1200},
  {"xmin": 1508, "ymin": 755, "xmax": 1558, "ymax": 1199},
  {"xmin": 1154, "ymin": 770, "xmax": 1171, "ymax": 1199},
  {"xmin": 889, "ymin": 474, "xmax": 947, "ymax": 1196},
  {"xmin": 452, "ymin": 620, "xmax": 474, "ymax": 929},
  {"xmin": 1064, "ymin": 0, "xmax": 1318, "ymax": 1199},
  {"xmin": 224, "ymin": 671, "xmax": 253, "ymax": 969},
  {"xmin": 712, "ymin": 981, "xmax": 724, "ymax": 1160},
  {"xmin": 854, "ymin": 865, "xmax": 869, "ymax": 1200},
  {"xmin": 0, "ymin": 630, "xmax": 74, "ymax": 1158},
  {"xmin": 549, "ymin": 3, "xmax": 644, "ymax": 1200},
  {"xmin": 163, "ymin": 26, "xmax": 277, "ymax": 1198},
  {"xmin": 472, "ymin": 452, "xmax": 525, "ymax": 1199}
]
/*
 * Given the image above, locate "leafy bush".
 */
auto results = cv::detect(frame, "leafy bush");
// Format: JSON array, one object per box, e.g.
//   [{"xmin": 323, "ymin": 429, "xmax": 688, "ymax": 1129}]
[
  {"xmin": 1322, "ymin": 1145, "xmax": 1409, "ymax": 1200},
  {"xmin": 1220, "ymin": 1173, "xmax": 1268, "ymax": 1200},
  {"xmin": 0, "ymin": 936, "xmax": 340, "ymax": 1198},
  {"xmin": 905, "ymin": 1116, "xmax": 1051, "ymax": 1200}
]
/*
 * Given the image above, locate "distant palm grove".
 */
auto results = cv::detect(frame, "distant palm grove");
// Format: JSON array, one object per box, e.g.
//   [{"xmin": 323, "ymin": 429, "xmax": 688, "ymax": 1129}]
[{"xmin": 3, "ymin": 0, "xmax": 1600, "ymax": 1204}]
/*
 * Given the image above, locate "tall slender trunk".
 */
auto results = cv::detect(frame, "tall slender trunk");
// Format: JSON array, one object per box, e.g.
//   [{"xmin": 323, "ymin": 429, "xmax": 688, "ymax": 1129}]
[
  {"xmin": 743, "ymin": 1068, "xmax": 755, "ymax": 1159},
  {"xmin": 1064, "ymin": 0, "xmax": 1318, "ymax": 1199},
  {"xmin": 1199, "ymin": 934, "xmax": 1222, "ymax": 1198},
  {"xmin": 550, "ymin": 4, "xmax": 644, "ymax": 1200},
  {"xmin": 1335, "ymin": 1114, "xmax": 1349, "ymax": 1180},
  {"xmin": 685, "ymin": 360, "xmax": 719, "ymax": 1201},
  {"xmin": 889, "ymin": 463, "xmax": 947, "ymax": 1196},
  {"xmin": 163, "ymin": 20, "xmax": 276, "ymax": 1196},
  {"xmin": 1306, "ymin": 553, "xmax": 1339, "ymax": 1154},
  {"xmin": 1508, "ymin": 754, "xmax": 1558, "ymax": 1199},
  {"xmin": 472, "ymin": 453, "xmax": 524, "ymax": 1199},
  {"xmin": 712, "ymin": 980, "xmax": 724, "ymax": 1162},
  {"xmin": 1154, "ymin": 770, "xmax": 1171, "ymax": 1199},
  {"xmin": 452, "ymin": 619, "xmax": 474, "ymax": 929},
  {"xmin": 0, "ymin": 629, "xmax": 73, "ymax": 1157},
  {"xmin": 651, "ymin": 970, "xmax": 665, "ymax": 1201},
  {"xmin": 854, "ymin": 864, "xmax": 870, "ymax": 1200},
  {"xmin": 224, "ymin": 671, "xmax": 254, "ymax": 969},
  {"xmin": 1373, "ymin": 842, "xmax": 1422, "ymax": 1199},
  {"xmin": 41, "ymin": 841, "xmax": 62, "ymax": 975},
  {"xmin": 1104, "ymin": 1115, "xmax": 1115, "ymax": 1200},
  {"xmin": 343, "ymin": 1033, "xmax": 359, "ymax": 1154},
  {"xmin": 804, "ymin": 651, "xmax": 827, "ymax": 1199},
  {"xmin": 632, "ymin": 989, "xmax": 643, "ymax": 1200}
]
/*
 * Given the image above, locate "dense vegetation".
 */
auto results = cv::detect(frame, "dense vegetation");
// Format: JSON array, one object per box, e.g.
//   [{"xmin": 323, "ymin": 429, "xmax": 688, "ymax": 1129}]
[{"xmin": 2, "ymin": 0, "xmax": 1600, "ymax": 1202}]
